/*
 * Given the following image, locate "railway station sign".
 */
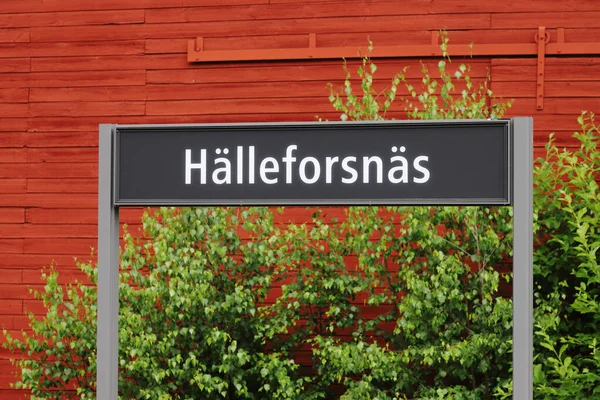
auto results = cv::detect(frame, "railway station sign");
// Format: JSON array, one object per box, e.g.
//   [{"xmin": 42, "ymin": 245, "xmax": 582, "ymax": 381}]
[
  {"xmin": 98, "ymin": 118, "xmax": 533, "ymax": 400},
  {"xmin": 115, "ymin": 120, "xmax": 510, "ymax": 205}
]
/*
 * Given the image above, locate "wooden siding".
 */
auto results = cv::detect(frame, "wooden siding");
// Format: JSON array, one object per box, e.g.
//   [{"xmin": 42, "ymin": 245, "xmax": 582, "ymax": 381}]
[{"xmin": 1, "ymin": 1, "xmax": 599, "ymax": 396}]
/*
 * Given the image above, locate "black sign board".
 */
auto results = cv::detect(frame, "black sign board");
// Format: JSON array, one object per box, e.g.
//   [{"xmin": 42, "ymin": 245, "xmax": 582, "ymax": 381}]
[{"xmin": 115, "ymin": 120, "xmax": 510, "ymax": 206}]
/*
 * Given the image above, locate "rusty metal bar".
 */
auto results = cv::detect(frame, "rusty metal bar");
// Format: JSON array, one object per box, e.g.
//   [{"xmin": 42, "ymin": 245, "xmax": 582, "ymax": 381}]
[
  {"xmin": 536, "ymin": 26, "xmax": 547, "ymax": 110},
  {"xmin": 187, "ymin": 41, "xmax": 536, "ymax": 62},
  {"xmin": 188, "ymin": 30, "xmax": 600, "ymax": 63}
]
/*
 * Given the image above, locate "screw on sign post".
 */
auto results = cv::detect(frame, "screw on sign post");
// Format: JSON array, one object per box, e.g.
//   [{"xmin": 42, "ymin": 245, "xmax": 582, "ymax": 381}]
[{"xmin": 97, "ymin": 119, "xmax": 533, "ymax": 399}]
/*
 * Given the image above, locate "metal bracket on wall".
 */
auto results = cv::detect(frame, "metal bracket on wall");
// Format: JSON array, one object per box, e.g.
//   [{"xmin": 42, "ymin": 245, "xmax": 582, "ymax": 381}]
[
  {"xmin": 188, "ymin": 26, "xmax": 600, "ymax": 110},
  {"xmin": 535, "ymin": 27, "xmax": 548, "ymax": 110}
]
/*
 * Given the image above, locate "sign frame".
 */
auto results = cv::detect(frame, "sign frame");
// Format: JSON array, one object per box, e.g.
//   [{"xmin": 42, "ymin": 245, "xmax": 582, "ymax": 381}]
[
  {"xmin": 97, "ymin": 118, "xmax": 533, "ymax": 399},
  {"xmin": 113, "ymin": 119, "xmax": 512, "ymax": 206}
]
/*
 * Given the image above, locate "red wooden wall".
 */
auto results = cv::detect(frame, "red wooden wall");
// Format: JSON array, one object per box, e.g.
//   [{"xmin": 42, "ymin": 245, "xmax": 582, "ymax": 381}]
[{"xmin": 1, "ymin": 0, "xmax": 599, "ymax": 397}]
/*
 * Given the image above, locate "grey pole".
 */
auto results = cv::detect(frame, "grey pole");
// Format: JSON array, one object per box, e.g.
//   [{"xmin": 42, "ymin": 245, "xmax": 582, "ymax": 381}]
[
  {"xmin": 512, "ymin": 117, "xmax": 534, "ymax": 399},
  {"xmin": 97, "ymin": 124, "xmax": 120, "ymax": 400}
]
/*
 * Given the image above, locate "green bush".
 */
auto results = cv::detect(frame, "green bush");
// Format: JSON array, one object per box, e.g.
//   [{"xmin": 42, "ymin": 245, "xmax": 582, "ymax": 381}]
[
  {"xmin": 2, "ymin": 263, "xmax": 97, "ymax": 399},
  {"xmin": 116, "ymin": 207, "xmax": 311, "ymax": 399},
  {"xmin": 3, "ymin": 36, "xmax": 600, "ymax": 399},
  {"xmin": 5, "ymin": 208, "xmax": 312, "ymax": 399},
  {"xmin": 315, "ymin": 36, "xmax": 513, "ymax": 399}
]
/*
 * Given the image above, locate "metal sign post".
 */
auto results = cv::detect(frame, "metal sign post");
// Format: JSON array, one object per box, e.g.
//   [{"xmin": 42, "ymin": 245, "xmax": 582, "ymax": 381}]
[
  {"xmin": 97, "ymin": 124, "xmax": 120, "ymax": 400},
  {"xmin": 512, "ymin": 118, "xmax": 534, "ymax": 397},
  {"xmin": 97, "ymin": 118, "xmax": 533, "ymax": 399}
]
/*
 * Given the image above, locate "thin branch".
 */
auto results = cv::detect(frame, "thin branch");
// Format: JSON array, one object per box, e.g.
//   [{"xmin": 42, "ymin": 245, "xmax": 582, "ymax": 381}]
[{"xmin": 437, "ymin": 235, "xmax": 472, "ymax": 258}]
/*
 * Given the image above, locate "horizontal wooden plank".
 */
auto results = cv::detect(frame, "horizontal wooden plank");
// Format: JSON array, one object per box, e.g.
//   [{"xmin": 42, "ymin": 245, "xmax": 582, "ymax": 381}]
[
  {"xmin": 154, "ymin": 112, "xmax": 354, "ymax": 123},
  {"xmin": 150, "ymin": 66, "xmax": 333, "ymax": 84},
  {"xmin": 26, "ymin": 208, "xmax": 96, "ymax": 224},
  {"xmin": 22, "ymin": 267, "xmax": 90, "ymax": 284},
  {"xmin": 0, "ymin": 88, "xmax": 28, "ymax": 103},
  {"xmin": 0, "ymin": 70, "xmax": 146, "ymax": 88},
  {"xmin": 505, "ymin": 98, "xmax": 600, "ymax": 115},
  {"xmin": 0, "ymin": 209, "xmax": 24, "ymax": 223},
  {"xmin": 24, "ymin": 238, "xmax": 97, "ymax": 254},
  {"xmin": 30, "ymin": 86, "xmax": 146, "ymax": 102},
  {"xmin": 0, "ymin": 9, "xmax": 145, "ymax": 28},
  {"xmin": 26, "ymin": 113, "xmax": 345, "ymax": 132},
  {"xmin": 27, "ymin": 113, "xmax": 247, "ymax": 132},
  {"xmin": 566, "ymin": 28, "xmax": 600, "ymax": 42},
  {"xmin": 0, "ymin": 149, "xmax": 26, "ymax": 163},
  {"xmin": 26, "ymin": 148, "xmax": 97, "ymax": 163},
  {"xmin": 0, "ymin": 133, "xmax": 24, "ymax": 148},
  {"xmin": 148, "ymin": 1, "xmax": 600, "ymax": 23},
  {"xmin": 27, "ymin": 178, "xmax": 97, "ymax": 193},
  {"xmin": 0, "ymin": 283, "xmax": 37, "ymax": 299},
  {"xmin": 155, "ymin": 79, "xmax": 479, "ymax": 104},
  {"xmin": 23, "ymin": 299, "xmax": 45, "ymax": 314},
  {"xmin": 0, "ymin": 104, "xmax": 28, "ymax": 118},
  {"xmin": 0, "ymin": 270, "xmax": 21, "ymax": 284},
  {"xmin": 494, "ymin": 57, "xmax": 598, "ymax": 66},
  {"xmin": 268, "ymin": 0, "xmax": 600, "ymax": 12},
  {"xmin": 145, "ymin": 38, "xmax": 188, "ymax": 54},
  {"xmin": 0, "ymin": 239, "xmax": 23, "ymax": 254},
  {"xmin": 24, "ymin": 194, "xmax": 97, "ymax": 208},
  {"xmin": 0, "ymin": 299, "xmax": 22, "ymax": 314},
  {"xmin": 29, "ymin": 101, "xmax": 145, "ymax": 117},
  {"xmin": 0, "ymin": 179, "xmax": 26, "ymax": 193},
  {"xmin": 27, "ymin": 118, "xmax": 115, "ymax": 132},
  {"xmin": 30, "ymin": 14, "xmax": 491, "ymax": 42},
  {"xmin": 534, "ymin": 131, "xmax": 584, "ymax": 148},
  {"xmin": 0, "ymin": 119, "xmax": 27, "ymax": 132},
  {"xmin": 1, "ymin": 315, "xmax": 34, "ymax": 330},
  {"xmin": 0, "ymin": 253, "xmax": 91, "ymax": 268},
  {"xmin": 0, "ymin": 193, "xmax": 98, "ymax": 208},
  {"xmin": 0, "ymin": 224, "xmax": 97, "ymax": 238},
  {"xmin": 26, "ymin": 208, "xmax": 143, "ymax": 225},
  {"xmin": 318, "ymin": 28, "xmax": 543, "ymax": 48},
  {"xmin": 514, "ymin": 114, "xmax": 582, "ymax": 131},
  {"xmin": 24, "ymin": 132, "xmax": 97, "ymax": 147},
  {"xmin": 0, "ymin": 390, "xmax": 34, "ymax": 399},
  {"xmin": 492, "ymin": 81, "xmax": 600, "ymax": 98},
  {"xmin": 0, "ymin": 40, "xmax": 145, "ymax": 58},
  {"xmin": 0, "ymin": 58, "xmax": 30, "ymax": 73},
  {"xmin": 148, "ymin": 2, "xmax": 422, "ymax": 23},
  {"xmin": 0, "ymin": 0, "xmax": 268, "ymax": 14},
  {"xmin": 0, "ymin": 194, "xmax": 25, "ymax": 206},
  {"xmin": 122, "ymin": 208, "xmax": 146, "ymax": 224},
  {"xmin": 148, "ymin": 60, "xmax": 491, "ymax": 84},
  {"xmin": 26, "ymin": 163, "xmax": 97, "ymax": 178},
  {"xmin": 0, "ymin": 28, "xmax": 28, "ymax": 43},
  {"xmin": 146, "ymin": 81, "xmax": 330, "ymax": 100},
  {"xmin": 492, "ymin": 58, "xmax": 600, "ymax": 81},
  {"xmin": 147, "ymin": 97, "xmax": 332, "ymax": 115},
  {"xmin": 492, "ymin": 11, "xmax": 600, "ymax": 29},
  {"xmin": 31, "ymin": 54, "xmax": 189, "ymax": 72},
  {"xmin": 0, "ymin": 165, "xmax": 25, "ymax": 179}
]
